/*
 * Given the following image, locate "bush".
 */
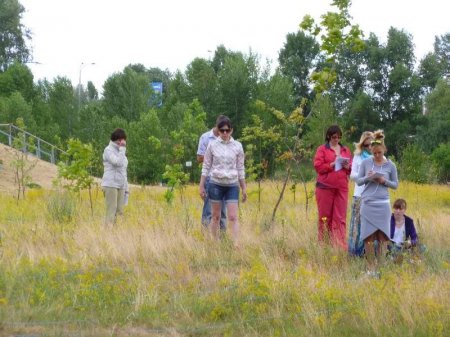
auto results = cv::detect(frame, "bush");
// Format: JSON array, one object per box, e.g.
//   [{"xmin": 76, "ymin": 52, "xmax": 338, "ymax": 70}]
[
  {"xmin": 398, "ymin": 144, "xmax": 435, "ymax": 184},
  {"xmin": 431, "ymin": 142, "xmax": 450, "ymax": 183},
  {"xmin": 46, "ymin": 190, "xmax": 76, "ymax": 223}
]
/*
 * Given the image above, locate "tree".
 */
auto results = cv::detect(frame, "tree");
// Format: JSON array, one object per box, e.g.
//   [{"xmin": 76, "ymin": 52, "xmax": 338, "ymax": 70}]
[
  {"xmin": 127, "ymin": 110, "xmax": 167, "ymax": 183},
  {"xmin": 102, "ymin": 65, "xmax": 153, "ymax": 122},
  {"xmin": 9, "ymin": 117, "xmax": 37, "ymax": 201},
  {"xmin": 416, "ymin": 79, "xmax": 450, "ymax": 152},
  {"xmin": 169, "ymin": 99, "xmax": 207, "ymax": 182},
  {"xmin": 0, "ymin": 0, "xmax": 31, "ymax": 72},
  {"xmin": 0, "ymin": 61, "xmax": 34, "ymax": 101},
  {"xmin": 57, "ymin": 139, "xmax": 96, "ymax": 214},
  {"xmin": 47, "ymin": 76, "xmax": 76, "ymax": 140},
  {"xmin": 278, "ymin": 31, "xmax": 320, "ymax": 105},
  {"xmin": 216, "ymin": 52, "xmax": 255, "ymax": 135},
  {"xmin": 185, "ymin": 58, "xmax": 218, "ymax": 121},
  {"xmin": 257, "ymin": 69, "xmax": 296, "ymax": 116},
  {"xmin": 299, "ymin": 0, "xmax": 365, "ymax": 94}
]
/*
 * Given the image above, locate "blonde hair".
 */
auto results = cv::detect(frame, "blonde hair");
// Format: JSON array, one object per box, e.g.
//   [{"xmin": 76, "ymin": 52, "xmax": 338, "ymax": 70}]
[
  {"xmin": 354, "ymin": 131, "xmax": 374, "ymax": 155},
  {"xmin": 371, "ymin": 129, "xmax": 386, "ymax": 152}
]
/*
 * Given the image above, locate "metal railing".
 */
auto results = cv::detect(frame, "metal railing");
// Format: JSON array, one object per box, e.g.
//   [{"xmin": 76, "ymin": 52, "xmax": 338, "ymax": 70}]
[{"xmin": 0, "ymin": 124, "xmax": 66, "ymax": 164}]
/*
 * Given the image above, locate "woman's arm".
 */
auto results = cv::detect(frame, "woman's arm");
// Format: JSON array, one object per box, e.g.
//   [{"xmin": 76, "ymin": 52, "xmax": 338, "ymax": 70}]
[
  {"xmin": 104, "ymin": 146, "xmax": 126, "ymax": 167},
  {"xmin": 383, "ymin": 162, "xmax": 399, "ymax": 189},
  {"xmin": 356, "ymin": 160, "xmax": 369, "ymax": 186},
  {"xmin": 350, "ymin": 155, "xmax": 360, "ymax": 181},
  {"xmin": 313, "ymin": 146, "xmax": 334, "ymax": 174}
]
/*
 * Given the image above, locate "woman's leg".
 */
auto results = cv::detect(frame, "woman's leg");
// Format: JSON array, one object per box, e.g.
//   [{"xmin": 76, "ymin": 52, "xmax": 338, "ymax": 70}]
[
  {"xmin": 315, "ymin": 188, "xmax": 334, "ymax": 242},
  {"xmin": 103, "ymin": 187, "xmax": 118, "ymax": 226},
  {"xmin": 210, "ymin": 201, "xmax": 222, "ymax": 240},
  {"xmin": 364, "ymin": 233, "xmax": 377, "ymax": 271},
  {"xmin": 226, "ymin": 202, "xmax": 239, "ymax": 246},
  {"xmin": 376, "ymin": 230, "xmax": 389, "ymax": 264}
]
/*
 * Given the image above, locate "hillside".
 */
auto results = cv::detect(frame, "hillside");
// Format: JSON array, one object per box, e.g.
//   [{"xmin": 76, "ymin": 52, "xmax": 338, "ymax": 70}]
[{"xmin": 0, "ymin": 142, "xmax": 58, "ymax": 194}]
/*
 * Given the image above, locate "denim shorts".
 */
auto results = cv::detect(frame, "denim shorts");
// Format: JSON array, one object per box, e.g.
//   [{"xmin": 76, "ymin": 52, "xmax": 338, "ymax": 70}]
[{"xmin": 208, "ymin": 182, "xmax": 239, "ymax": 203}]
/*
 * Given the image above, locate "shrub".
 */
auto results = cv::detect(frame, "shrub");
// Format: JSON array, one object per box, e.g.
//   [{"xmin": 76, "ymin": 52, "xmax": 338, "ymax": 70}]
[
  {"xmin": 399, "ymin": 144, "xmax": 434, "ymax": 183},
  {"xmin": 431, "ymin": 142, "xmax": 450, "ymax": 183},
  {"xmin": 46, "ymin": 190, "xmax": 76, "ymax": 223}
]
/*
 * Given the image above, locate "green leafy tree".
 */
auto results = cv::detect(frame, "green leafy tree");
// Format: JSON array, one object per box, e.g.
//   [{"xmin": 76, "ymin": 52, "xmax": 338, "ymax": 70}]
[
  {"xmin": 417, "ymin": 79, "xmax": 450, "ymax": 152},
  {"xmin": 241, "ymin": 107, "xmax": 282, "ymax": 208},
  {"xmin": 278, "ymin": 31, "xmax": 320, "ymax": 105},
  {"xmin": 431, "ymin": 142, "xmax": 450, "ymax": 183},
  {"xmin": 185, "ymin": 57, "xmax": 218, "ymax": 122},
  {"xmin": 0, "ymin": 61, "xmax": 34, "ymax": 101},
  {"xmin": 169, "ymin": 99, "xmax": 207, "ymax": 182},
  {"xmin": 102, "ymin": 65, "xmax": 153, "ymax": 122},
  {"xmin": 127, "ymin": 110, "xmax": 166, "ymax": 183},
  {"xmin": 0, "ymin": 0, "xmax": 31, "ymax": 72},
  {"xmin": 216, "ymin": 51, "xmax": 256, "ymax": 135},
  {"xmin": 299, "ymin": 0, "xmax": 365, "ymax": 94},
  {"xmin": 256, "ymin": 69, "xmax": 296, "ymax": 117},
  {"xmin": 47, "ymin": 76, "xmax": 76, "ymax": 139},
  {"xmin": 57, "ymin": 138, "xmax": 95, "ymax": 214}
]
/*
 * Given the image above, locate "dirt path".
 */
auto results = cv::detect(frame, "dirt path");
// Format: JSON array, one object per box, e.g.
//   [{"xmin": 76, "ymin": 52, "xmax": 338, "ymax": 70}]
[{"xmin": 0, "ymin": 143, "xmax": 59, "ymax": 195}]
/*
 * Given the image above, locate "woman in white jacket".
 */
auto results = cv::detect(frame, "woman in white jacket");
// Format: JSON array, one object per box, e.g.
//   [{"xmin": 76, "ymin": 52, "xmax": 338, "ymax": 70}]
[
  {"xmin": 101, "ymin": 128, "xmax": 128, "ymax": 226},
  {"xmin": 348, "ymin": 131, "xmax": 373, "ymax": 256}
]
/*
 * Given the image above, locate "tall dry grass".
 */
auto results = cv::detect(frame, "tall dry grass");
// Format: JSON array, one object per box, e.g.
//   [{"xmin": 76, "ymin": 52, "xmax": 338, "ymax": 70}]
[{"xmin": 0, "ymin": 181, "xmax": 449, "ymax": 336}]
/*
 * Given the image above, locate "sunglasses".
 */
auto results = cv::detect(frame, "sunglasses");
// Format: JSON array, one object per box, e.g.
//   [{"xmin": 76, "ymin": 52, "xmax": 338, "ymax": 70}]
[
  {"xmin": 331, "ymin": 135, "xmax": 341, "ymax": 140},
  {"xmin": 219, "ymin": 128, "xmax": 231, "ymax": 133},
  {"xmin": 363, "ymin": 143, "xmax": 371, "ymax": 148}
]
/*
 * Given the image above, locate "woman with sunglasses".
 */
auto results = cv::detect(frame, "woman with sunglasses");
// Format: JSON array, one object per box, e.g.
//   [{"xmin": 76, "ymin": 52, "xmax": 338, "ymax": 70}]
[
  {"xmin": 348, "ymin": 131, "xmax": 374, "ymax": 256},
  {"xmin": 313, "ymin": 125, "xmax": 352, "ymax": 249},
  {"xmin": 199, "ymin": 116, "xmax": 247, "ymax": 246}
]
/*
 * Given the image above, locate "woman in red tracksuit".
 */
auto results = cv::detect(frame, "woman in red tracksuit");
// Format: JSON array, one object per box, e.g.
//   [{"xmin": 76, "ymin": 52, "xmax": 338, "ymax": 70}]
[{"xmin": 313, "ymin": 125, "xmax": 352, "ymax": 249}]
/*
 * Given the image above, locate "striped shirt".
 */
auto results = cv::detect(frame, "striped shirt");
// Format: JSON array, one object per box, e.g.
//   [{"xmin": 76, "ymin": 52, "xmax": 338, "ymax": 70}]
[{"xmin": 201, "ymin": 137, "xmax": 245, "ymax": 186}]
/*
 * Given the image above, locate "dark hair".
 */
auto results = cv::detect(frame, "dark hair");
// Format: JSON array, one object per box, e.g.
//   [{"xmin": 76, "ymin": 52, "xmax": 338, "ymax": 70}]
[
  {"xmin": 111, "ymin": 128, "xmax": 127, "ymax": 141},
  {"xmin": 325, "ymin": 125, "xmax": 342, "ymax": 142},
  {"xmin": 393, "ymin": 198, "xmax": 407, "ymax": 210},
  {"xmin": 215, "ymin": 114, "xmax": 227, "ymax": 125},
  {"xmin": 216, "ymin": 116, "xmax": 232, "ymax": 130}
]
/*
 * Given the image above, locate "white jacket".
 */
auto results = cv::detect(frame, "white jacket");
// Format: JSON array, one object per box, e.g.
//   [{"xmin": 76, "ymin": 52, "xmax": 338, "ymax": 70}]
[{"xmin": 101, "ymin": 141, "xmax": 128, "ymax": 189}]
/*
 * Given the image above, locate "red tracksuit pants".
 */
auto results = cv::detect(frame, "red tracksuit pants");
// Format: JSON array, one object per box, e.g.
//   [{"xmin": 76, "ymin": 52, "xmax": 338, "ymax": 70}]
[{"xmin": 315, "ymin": 187, "xmax": 348, "ymax": 249}]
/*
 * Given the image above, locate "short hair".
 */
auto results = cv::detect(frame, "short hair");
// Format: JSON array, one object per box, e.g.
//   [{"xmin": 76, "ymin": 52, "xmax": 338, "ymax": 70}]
[
  {"xmin": 216, "ymin": 114, "xmax": 227, "ymax": 125},
  {"xmin": 393, "ymin": 198, "xmax": 407, "ymax": 209},
  {"xmin": 325, "ymin": 125, "xmax": 342, "ymax": 142},
  {"xmin": 111, "ymin": 128, "xmax": 127, "ymax": 141},
  {"xmin": 216, "ymin": 116, "xmax": 232, "ymax": 130}
]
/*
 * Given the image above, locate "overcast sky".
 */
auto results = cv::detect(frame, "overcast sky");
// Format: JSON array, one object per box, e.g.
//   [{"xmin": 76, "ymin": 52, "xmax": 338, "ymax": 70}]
[{"xmin": 20, "ymin": 0, "xmax": 449, "ymax": 94}]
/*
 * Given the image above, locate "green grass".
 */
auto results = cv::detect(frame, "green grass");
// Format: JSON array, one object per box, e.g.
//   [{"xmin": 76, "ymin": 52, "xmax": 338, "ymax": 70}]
[{"xmin": 0, "ymin": 181, "xmax": 449, "ymax": 336}]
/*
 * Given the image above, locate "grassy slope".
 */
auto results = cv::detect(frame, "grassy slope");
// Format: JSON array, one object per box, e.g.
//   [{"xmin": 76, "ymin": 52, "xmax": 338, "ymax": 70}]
[{"xmin": 0, "ymin": 181, "xmax": 449, "ymax": 336}]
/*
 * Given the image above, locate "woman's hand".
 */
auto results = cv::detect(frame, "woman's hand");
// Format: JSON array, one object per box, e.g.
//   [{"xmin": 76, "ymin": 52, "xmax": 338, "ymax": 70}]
[
  {"xmin": 199, "ymin": 185, "xmax": 206, "ymax": 200},
  {"xmin": 241, "ymin": 188, "xmax": 247, "ymax": 203}
]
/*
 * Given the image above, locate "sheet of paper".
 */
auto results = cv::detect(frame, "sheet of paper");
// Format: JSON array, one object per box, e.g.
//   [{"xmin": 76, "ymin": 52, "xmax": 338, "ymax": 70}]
[{"xmin": 335, "ymin": 156, "xmax": 350, "ymax": 171}]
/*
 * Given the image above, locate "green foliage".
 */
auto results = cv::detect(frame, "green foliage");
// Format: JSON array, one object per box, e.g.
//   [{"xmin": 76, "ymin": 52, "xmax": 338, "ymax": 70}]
[
  {"xmin": 304, "ymin": 95, "xmax": 338, "ymax": 150},
  {"xmin": 127, "ymin": 109, "xmax": 166, "ymax": 183},
  {"xmin": 299, "ymin": 0, "xmax": 364, "ymax": 93},
  {"xmin": 57, "ymin": 138, "xmax": 95, "ymax": 192},
  {"xmin": 398, "ymin": 144, "xmax": 433, "ymax": 184},
  {"xmin": 162, "ymin": 164, "xmax": 189, "ymax": 204},
  {"xmin": 46, "ymin": 190, "xmax": 76, "ymax": 223},
  {"xmin": 0, "ymin": 0, "xmax": 31, "ymax": 72},
  {"xmin": 169, "ymin": 99, "xmax": 207, "ymax": 182},
  {"xmin": 431, "ymin": 142, "xmax": 450, "ymax": 183}
]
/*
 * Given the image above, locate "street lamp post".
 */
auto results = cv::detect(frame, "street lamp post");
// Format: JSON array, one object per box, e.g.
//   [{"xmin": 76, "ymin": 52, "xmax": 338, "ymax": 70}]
[
  {"xmin": 74, "ymin": 62, "xmax": 95, "ymax": 136},
  {"xmin": 78, "ymin": 62, "xmax": 95, "ymax": 111}
]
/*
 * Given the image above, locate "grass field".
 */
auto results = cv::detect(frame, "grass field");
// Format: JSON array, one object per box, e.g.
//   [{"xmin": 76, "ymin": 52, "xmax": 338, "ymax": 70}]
[{"xmin": 0, "ymin": 181, "xmax": 449, "ymax": 336}]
